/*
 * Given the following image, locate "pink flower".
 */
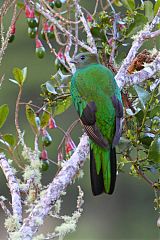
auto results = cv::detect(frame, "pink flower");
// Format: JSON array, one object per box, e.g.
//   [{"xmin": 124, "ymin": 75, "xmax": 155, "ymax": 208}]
[
  {"xmin": 49, "ymin": 117, "xmax": 57, "ymax": 129},
  {"xmin": 40, "ymin": 149, "xmax": 48, "ymax": 160},
  {"xmin": 87, "ymin": 15, "xmax": 93, "ymax": 23},
  {"xmin": 36, "ymin": 39, "xmax": 43, "ymax": 48},
  {"xmin": 10, "ymin": 24, "xmax": 16, "ymax": 34}
]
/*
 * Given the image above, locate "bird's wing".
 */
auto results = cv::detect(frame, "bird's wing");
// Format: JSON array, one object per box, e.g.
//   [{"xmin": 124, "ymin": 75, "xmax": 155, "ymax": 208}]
[
  {"xmin": 111, "ymin": 95, "xmax": 123, "ymax": 147},
  {"xmin": 80, "ymin": 101, "xmax": 109, "ymax": 149}
]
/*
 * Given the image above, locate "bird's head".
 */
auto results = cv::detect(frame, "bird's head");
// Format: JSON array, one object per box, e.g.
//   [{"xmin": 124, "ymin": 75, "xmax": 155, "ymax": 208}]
[{"xmin": 70, "ymin": 52, "xmax": 99, "ymax": 69}]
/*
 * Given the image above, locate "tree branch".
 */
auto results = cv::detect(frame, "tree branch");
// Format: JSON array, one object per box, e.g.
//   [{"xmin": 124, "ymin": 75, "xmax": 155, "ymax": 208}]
[
  {"xmin": 19, "ymin": 134, "xmax": 89, "ymax": 239},
  {"xmin": 117, "ymin": 53, "xmax": 160, "ymax": 88},
  {"xmin": 0, "ymin": 153, "xmax": 22, "ymax": 224},
  {"xmin": 116, "ymin": 7, "xmax": 160, "ymax": 89}
]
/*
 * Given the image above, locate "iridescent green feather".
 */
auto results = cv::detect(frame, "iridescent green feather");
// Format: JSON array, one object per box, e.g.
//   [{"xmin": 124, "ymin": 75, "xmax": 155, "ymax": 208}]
[{"xmin": 71, "ymin": 59, "xmax": 122, "ymax": 194}]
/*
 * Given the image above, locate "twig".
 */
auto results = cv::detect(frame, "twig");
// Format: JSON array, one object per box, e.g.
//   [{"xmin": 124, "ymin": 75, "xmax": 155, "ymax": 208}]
[
  {"xmin": 0, "ymin": 198, "xmax": 11, "ymax": 217},
  {"xmin": 0, "ymin": 153, "xmax": 22, "ymax": 224},
  {"xmin": 0, "ymin": 1, "xmax": 17, "ymax": 65},
  {"xmin": 75, "ymin": 1, "xmax": 97, "ymax": 53},
  {"xmin": 33, "ymin": 1, "xmax": 96, "ymax": 54},
  {"xmin": 15, "ymin": 86, "xmax": 22, "ymax": 134},
  {"xmin": 73, "ymin": 0, "xmax": 79, "ymax": 57},
  {"xmin": 93, "ymin": 0, "xmax": 99, "ymax": 16},
  {"xmin": 109, "ymin": 13, "xmax": 119, "ymax": 67},
  {"xmin": 128, "ymin": 155, "xmax": 154, "ymax": 187}
]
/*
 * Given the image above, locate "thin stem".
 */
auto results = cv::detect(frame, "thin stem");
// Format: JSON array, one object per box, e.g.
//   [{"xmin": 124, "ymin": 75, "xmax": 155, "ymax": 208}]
[
  {"xmin": 106, "ymin": 0, "xmax": 116, "ymax": 13},
  {"xmin": 128, "ymin": 155, "xmax": 154, "ymax": 188},
  {"xmin": 15, "ymin": 86, "xmax": 22, "ymax": 134}
]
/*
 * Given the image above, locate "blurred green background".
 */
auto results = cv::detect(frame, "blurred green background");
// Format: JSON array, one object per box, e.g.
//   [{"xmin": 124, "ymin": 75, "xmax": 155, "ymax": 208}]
[{"xmin": 0, "ymin": 0, "xmax": 159, "ymax": 239}]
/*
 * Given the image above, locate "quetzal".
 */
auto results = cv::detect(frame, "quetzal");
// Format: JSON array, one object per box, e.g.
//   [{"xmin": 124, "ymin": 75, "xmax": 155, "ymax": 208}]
[{"xmin": 70, "ymin": 52, "xmax": 123, "ymax": 195}]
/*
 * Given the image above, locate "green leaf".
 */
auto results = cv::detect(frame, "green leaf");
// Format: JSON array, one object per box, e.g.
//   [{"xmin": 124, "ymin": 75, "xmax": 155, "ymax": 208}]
[
  {"xmin": 144, "ymin": 1, "xmax": 154, "ymax": 22},
  {"xmin": 9, "ymin": 79, "xmax": 20, "ymax": 85},
  {"xmin": 150, "ymin": 105, "xmax": 160, "ymax": 118},
  {"xmin": 0, "ymin": 104, "xmax": 9, "ymax": 128},
  {"xmin": 53, "ymin": 97, "xmax": 72, "ymax": 116},
  {"xmin": 22, "ymin": 67, "xmax": 27, "ymax": 82},
  {"xmin": 148, "ymin": 136, "xmax": 160, "ymax": 163},
  {"xmin": 126, "ymin": 13, "xmax": 148, "ymax": 37},
  {"xmin": 13, "ymin": 67, "xmax": 23, "ymax": 85},
  {"xmin": 46, "ymin": 81, "xmax": 57, "ymax": 94},
  {"xmin": 0, "ymin": 147, "xmax": 6, "ymax": 153},
  {"xmin": 154, "ymin": 0, "xmax": 160, "ymax": 15},
  {"xmin": 134, "ymin": 85, "xmax": 150, "ymax": 109},
  {"xmin": 118, "ymin": 137, "xmax": 131, "ymax": 151},
  {"xmin": 26, "ymin": 105, "xmax": 38, "ymax": 133},
  {"xmin": 12, "ymin": 67, "xmax": 27, "ymax": 86},
  {"xmin": 121, "ymin": 0, "xmax": 135, "ymax": 11},
  {"xmin": 135, "ymin": 109, "xmax": 144, "ymax": 125},
  {"xmin": 40, "ymin": 108, "xmax": 51, "ymax": 128},
  {"xmin": 114, "ymin": 0, "xmax": 123, "ymax": 7},
  {"xmin": 140, "ymin": 132, "xmax": 155, "ymax": 147},
  {"xmin": 2, "ymin": 134, "xmax": 16, "ymax": 147}
]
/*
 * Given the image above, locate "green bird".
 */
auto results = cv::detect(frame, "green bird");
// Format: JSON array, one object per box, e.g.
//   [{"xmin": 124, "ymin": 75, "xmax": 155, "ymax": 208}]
[{"xmin": 70, "ymin": 52, "xmax": 123, "ymax": 195}]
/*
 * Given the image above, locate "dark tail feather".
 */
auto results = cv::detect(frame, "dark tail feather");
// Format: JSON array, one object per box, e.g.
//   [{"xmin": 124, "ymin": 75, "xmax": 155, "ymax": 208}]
[
  {"xmin": 108, "ymin": 147, "xmax": 117, "ymax": 194},
  {"xmin": 90, "ymin": 147, "xmax": 104, "ymax": 195}
]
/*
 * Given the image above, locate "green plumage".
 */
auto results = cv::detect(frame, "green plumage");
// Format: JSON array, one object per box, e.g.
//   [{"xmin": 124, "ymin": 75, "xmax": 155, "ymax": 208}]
[{"xmin": 70, "ymin": 53, "xmax": 123, "ymax": 195}]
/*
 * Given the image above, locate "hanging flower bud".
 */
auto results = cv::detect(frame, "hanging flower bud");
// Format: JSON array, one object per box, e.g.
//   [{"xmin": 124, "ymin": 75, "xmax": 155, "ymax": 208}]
[
  {"xmin": 65, "ymin": 137, "xmax": 76, "ymax": 158},
  {"xmin": 49, "ymin": 117, "xmax": 57, "ymax": 129},
  {"xmin": 44, "ymin": 22, "xmax": 50, "ymax": 32},
  {"xmin": 36, "ymin": 38, "xmax": 43, "ymax": 48},
  {"xmin": 41, "ymin": 129, "xmax": 52, "ymax": 146},
  {"xmin": 55, "ymin": 50, "xmax": 68, "ymax": 72},
  {"xmin": 108, "ymin": 37, "xmax": 113, "ymax": 46},
  {"xmin": 26, "ymin": 5, "xmax": 38, "ymax": 29},
  {"xmin": 40, "ymin": 149, "xmax": 48, "ymax": 160},
  {"xmin": 35, "ymin": 38, "xmax": 45, "ymax": 59},
  {"xmin": 58, "ymin": 150, "xmax": 64, "ymax": 162},
  {"xmin": 57, "ymin": 50, "xmax": 65, "ymax": 60},
  {"xmin": 48, "ymin": 25, "xmax": 55, "ymax": 39},
  {"xmin": 29, "ymin": 9, "xmax": 35, "ymax": 18},
  {"xmin": 9, "ymin": 24, "xmax": 16, "ymax": 43},
  {"xmin": 48, "ymin": 0, "xmax": 55, "ymax": 8},
  {"xmin": 25, "ymin": 4, "xmax": 31, "ymax": 18},
  {"xmin": 87, "ymin": 15, "xmax": 93, "ymax": 23},
  {"xmin": 10, "ymin": 24, "xmax": 16, "ymax": 34}
]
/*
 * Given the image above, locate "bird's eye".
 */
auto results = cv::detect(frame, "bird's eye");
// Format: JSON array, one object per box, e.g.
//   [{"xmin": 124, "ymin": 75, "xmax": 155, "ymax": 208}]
[{"xmin": 80, "ymin": 55, "xmax": 85, "ymax": 60}]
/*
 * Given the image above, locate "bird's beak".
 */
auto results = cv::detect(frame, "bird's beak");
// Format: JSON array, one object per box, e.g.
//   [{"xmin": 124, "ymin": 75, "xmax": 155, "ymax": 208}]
[{"xmin": 70, "ymin": 59, "xmax": 77, "ymax": 64}]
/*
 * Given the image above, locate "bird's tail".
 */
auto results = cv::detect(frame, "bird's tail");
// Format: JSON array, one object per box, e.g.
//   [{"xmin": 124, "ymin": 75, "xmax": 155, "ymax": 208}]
[{"xmin": 90, "ymin": 146, "xmax": 117, "ymax": 195}]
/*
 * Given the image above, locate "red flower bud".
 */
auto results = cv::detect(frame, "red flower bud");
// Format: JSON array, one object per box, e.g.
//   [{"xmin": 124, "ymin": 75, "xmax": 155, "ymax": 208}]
[
  {"xmin": 58, "ymin": 151, "xmax": 63, "ymax": 162},
  {"xmin": 50, "ymin": 25, "xmax": 54, "ymax": 32},
  {"xmin": 118, "ymin": 23, "xmax": 125, "ymax": 30},
  {"xmin": 65, "ymin": 138, "xmax": 76, "ymax": 154},
  {"xmin": 49, "ymin": 117, "xmax": 57, "ymax": 129},
  {"xmin": 10, "ymin": 24, "xmax": 16, "ymax": 35},
  {"xmin": 40, "ymin": 149, "xmax": 48, "ymax": 160},
  {"xmin": 29, "ymin": 9, "xmax": 35, "ymax": 18},
  {"xmin": 57, "ymin": 51, "xmax": 64, "ymax": 59},
  {"xmin": 43, "ymin": 22, "xmax": 50, "ymax": 32},
  {"xmin": 25, "ymin": 4, "xmax": 31, "ymax": 18},
  {"xmin": 108, "ymin": 37, "xmax": 113, "ymax": 46},
  {"xmin": 36, "ymin": 38, "xmax": 43, "ymax": 48},
  {"xmin": 87, "ymin": 15, "xmax": 93, "ymax": 23}
]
